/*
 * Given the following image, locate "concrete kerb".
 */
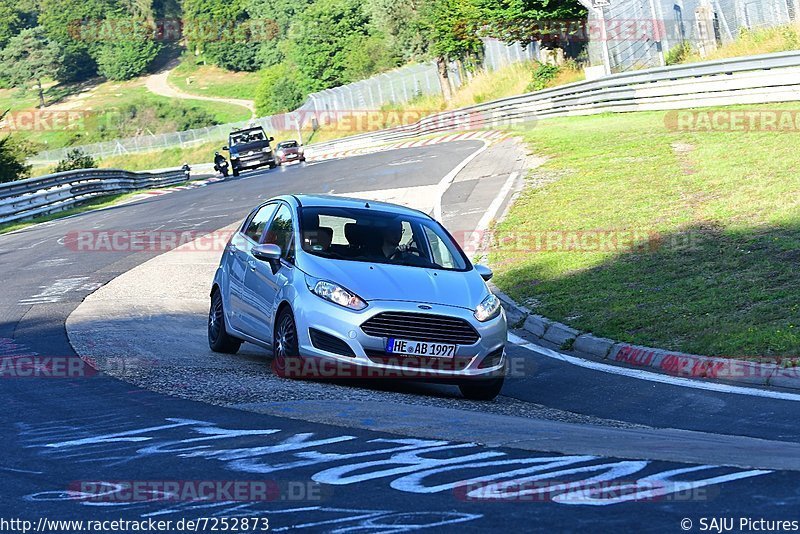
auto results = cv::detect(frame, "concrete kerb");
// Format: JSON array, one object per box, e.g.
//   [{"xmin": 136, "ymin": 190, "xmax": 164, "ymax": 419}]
[{"xmin": 491, "ymin": 282, "xmax": 800, "ymax": 391}]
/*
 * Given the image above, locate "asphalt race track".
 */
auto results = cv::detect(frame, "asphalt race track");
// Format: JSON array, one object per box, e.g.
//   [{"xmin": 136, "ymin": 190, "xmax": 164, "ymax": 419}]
[{"xmin": 3, "ymin": 141, "xmax": 800, "ymax": 532}]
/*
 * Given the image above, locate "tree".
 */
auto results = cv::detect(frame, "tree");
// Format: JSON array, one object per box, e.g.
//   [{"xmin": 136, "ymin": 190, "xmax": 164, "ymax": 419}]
[
  {"xmin": 363, "ymin": 0, "xmax": 426, "ymax": 62},
  {"xmin": 54, "ymin": 149, "xmax": 97, "ymax": 173},
  {"xmin": 1, "ymin": 28, "xmax": 63, "ymax": 108},
  {"xmin": 39, "ymin": 0, "xmax": 120, "ymax": 81},
  {"xmin": 247, "ymin": 0, "xmax": 313, "ymax": 67},
  {"xmin": 0, "ymin": 112, "xmax": 32, "ymax": 183},
  {"xmin": 94, "ymin": 18, "xmax": 162, "ymax": 80},
  {"xmin": 417, "ymin": 0, "xmax": 482, "ymax": 103},
  {"xmin": 341, "ymin": 34, "xmax": 400, "ymax": 83},
  {"xmin": 183, "ymin": 0, "xmax": 262, "ymax": 70},
  {"xmin": 284, "ymin": 0, "xmax": 372, "ymax": 92},
  {"xmin": 254, "ymin": 63, "xmax": 305, "ymax": 116},
  {"xmin": 476, "ymin": 0, "xmax": 587, "ymax": 46}
]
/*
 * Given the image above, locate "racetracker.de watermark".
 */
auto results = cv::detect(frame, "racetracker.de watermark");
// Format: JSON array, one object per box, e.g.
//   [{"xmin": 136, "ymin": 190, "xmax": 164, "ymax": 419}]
[
  {"xmin": 0, "ymin": 111, "xmax": 93, "ymax": 132},
  {"xmin": 68, "ymin": 480, "xmax": 326, "ymax": 503},
  {"xmin": 69, "ymin": 17, "xmax": 280, "ymax": 43},
  {"xmin": 455, "ymin": 480, "xmax": 716, "ymax": 503},
  {"xmin": 0, "ymin": 355, "xmax": 155, "ymax": 378},
  {"xmin": 665, "ymin": 110, "xmax": 800, "ymax": 132}
]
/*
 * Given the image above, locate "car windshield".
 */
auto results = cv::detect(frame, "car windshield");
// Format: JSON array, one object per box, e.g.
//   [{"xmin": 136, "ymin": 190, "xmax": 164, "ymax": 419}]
[
  {"xmin": 278, "ymin": 141, "xmax": 298, "ymax": 148},
  {"xmin": 231, "ymin": 130, "xmax": 265, "ymax": 146},
  {"xmin": 300, "ymin": 206, "xmax": 469, "ymax": 271}
]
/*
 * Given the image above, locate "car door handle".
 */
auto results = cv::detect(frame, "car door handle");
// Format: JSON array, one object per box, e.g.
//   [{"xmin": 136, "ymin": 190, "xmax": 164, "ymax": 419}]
[{"xmin": 248, "ymin": 260, "xmax": 257, "ymax": 271}]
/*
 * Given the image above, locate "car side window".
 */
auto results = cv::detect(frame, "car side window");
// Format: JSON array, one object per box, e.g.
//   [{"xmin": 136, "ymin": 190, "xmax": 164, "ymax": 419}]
[
  {"xmin": 243, "ymin": 204, "xmax": 278, "ymax": 242},
  {"xmin": 263, "ymin": 204, "xmax": 295, "ymax": 263}
]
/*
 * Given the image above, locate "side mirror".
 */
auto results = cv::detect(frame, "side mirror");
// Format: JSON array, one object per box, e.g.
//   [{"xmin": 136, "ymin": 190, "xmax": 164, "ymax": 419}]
[
  {"xmin": 222, "ymin": 146, "xmax": 229, "ymax": 151},
  {"xmin": 252, "ymin": 244, "xmax": 282, "ymax": 273},
  {"xmin": 475, "ymin": 264, "xmax": 493, "ymax": 282},
  {"xmin": 269, "ymin": 136, "xmax": 275, "ymax": 142}
]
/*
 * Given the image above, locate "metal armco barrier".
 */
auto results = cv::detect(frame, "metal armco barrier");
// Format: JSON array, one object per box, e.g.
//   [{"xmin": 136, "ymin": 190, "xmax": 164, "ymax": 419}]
[
  {"xmin": 0, "ymin": 167, "xmax": 189, "ymax": 225},
  {"xmin": 303, "ymin": 50, "xmax": 800, "ymax": 157}
]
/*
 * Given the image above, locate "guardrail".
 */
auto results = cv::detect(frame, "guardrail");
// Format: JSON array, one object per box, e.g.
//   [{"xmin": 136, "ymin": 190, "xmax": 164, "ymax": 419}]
[
  {"xmin": 304, "ymin": 50, "xmax": 800, "ymax": 157},
  {"xmin": 0, "ymin": 167, "xmax": 189, "ymax": 225}
]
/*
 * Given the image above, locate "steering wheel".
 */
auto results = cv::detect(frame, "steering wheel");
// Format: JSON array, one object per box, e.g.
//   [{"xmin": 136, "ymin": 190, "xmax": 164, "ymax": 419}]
[{"xmin": 389, "ymin": 246, "xmax": 422, "ymax": 260}]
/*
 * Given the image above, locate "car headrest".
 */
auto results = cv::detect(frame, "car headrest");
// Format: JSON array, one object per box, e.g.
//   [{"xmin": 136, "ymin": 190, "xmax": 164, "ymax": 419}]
[
  {"xmin": 317, "ymin": 226, "xmax": 333, "ymax": 249},
  {"xmin": 344, "ymin": 223, "xmax": 363, "ymax": 247}
]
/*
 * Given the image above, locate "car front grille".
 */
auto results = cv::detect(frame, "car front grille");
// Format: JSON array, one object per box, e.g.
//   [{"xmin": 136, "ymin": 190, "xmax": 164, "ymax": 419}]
[{"xmin": 360, "ymin": 312, "xmax": 480, "ymax": 345}]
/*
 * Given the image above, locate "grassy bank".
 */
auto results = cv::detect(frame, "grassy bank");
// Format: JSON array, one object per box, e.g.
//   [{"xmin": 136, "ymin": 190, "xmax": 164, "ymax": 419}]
[
  {"xmin": 493, "ymin": 104, "xmax": 800, "ymax": 360},
  {"xmin": 168, "ymin": 58, "xmax": 261, "ymax": 101}
]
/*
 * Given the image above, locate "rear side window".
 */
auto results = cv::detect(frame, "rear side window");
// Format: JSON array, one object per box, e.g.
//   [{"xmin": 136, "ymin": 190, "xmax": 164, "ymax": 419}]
[
  {"xmin": 264, "ymin": 204, "xmax": 295, "ymax": 261},
  {"xmin": 243, "ymin": 204, "xmax": 278, "ymax": 242}
]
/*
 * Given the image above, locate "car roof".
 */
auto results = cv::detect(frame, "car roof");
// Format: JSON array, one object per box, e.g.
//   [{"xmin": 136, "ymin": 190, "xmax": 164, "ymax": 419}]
[
  {"xmin": 230, "ymin": 127, "xmax": 265, "ymax": 135},
  {"xmin": 277, "ymin": 194, "xmax": 431, "ymax": 218}
]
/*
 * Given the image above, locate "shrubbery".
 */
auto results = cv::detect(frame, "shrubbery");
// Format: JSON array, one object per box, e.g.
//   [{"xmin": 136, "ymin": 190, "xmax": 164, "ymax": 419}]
[
  {"xmin": 526, "ymin": 62, "xmax": 560, "ymax": 92},
  {"xmin": 54, "ymin": 149, "xmax": 96, "ymax": 173},
  {"xmin": 254, "ymin": 64, "xmax": 305, "ymax": 116}
]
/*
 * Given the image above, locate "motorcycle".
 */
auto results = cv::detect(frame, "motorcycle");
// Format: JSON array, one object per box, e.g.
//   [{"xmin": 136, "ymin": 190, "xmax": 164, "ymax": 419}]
[{"xmin": 214, "ymin": 158, "xmax": 229, "ymax": 177}]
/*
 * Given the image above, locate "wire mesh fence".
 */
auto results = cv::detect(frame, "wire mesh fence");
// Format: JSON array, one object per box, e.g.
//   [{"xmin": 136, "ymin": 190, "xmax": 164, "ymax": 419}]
[
  {"xmin": 29, "ymin": 38, "xmax": 539, "ymax": 164},
  {"xmin": 585, "ymin": 0, "xmax": 799, "ymax": 73}
]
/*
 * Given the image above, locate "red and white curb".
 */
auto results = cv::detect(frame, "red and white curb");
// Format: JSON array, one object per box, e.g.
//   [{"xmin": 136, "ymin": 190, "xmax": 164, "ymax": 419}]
[{"xmin": 493, "ymin": 286, "xmax": 800, "ymax": 393}]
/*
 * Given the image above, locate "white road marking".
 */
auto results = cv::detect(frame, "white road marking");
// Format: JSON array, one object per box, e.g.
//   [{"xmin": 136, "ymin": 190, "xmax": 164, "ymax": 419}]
[
  {"xmin": 19, "ymin": 277, "xmax": 102, "ymax": 305},
  {"xmin": 433, "ymin": 143, "xmax": 489, "ymax": 220},
  {"xmin": 509, "ymin": 333, "xmax": 800, "ymax": 402},
  {"xmin": 465, "ymin": 171, "xmax": 518, "ymax": 258}
]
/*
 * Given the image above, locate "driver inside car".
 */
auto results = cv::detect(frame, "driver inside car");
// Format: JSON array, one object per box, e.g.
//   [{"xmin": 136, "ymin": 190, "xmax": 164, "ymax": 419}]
[{"xmin": 381, "ymin": 219, "xmax": 404, "ymax": 258}]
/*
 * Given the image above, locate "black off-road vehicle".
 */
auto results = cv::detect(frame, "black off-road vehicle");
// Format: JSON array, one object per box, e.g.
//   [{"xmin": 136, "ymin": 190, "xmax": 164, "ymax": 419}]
[{"xmin": 223, "ymin": 126, "xmax": 277, "ymax": 176}]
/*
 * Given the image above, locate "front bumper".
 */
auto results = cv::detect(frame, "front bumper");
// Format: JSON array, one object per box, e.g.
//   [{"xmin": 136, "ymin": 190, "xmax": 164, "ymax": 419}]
[
  {"xmin": 293, "ymin": 296, "xmax": 507, "ymax": 380},
  {"xmin": 232, "ymin": 154, "xmax": 275, "ymax": 169}
]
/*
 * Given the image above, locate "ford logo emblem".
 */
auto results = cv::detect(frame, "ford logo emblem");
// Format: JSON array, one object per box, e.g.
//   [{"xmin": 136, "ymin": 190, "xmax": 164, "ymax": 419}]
[{"xmin": 418, "ymin": 304, "xmax": 432, "ymax": 310}]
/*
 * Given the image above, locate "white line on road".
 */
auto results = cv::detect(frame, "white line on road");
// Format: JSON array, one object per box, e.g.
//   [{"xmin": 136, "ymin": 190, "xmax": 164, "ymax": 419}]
[
  {"xmin": 433, "ymin": 142, "xmax": 489, "ymax": 220},
  {"xmin": 509, "ymin": 333, "xmax": 800, "ymax": 402}
]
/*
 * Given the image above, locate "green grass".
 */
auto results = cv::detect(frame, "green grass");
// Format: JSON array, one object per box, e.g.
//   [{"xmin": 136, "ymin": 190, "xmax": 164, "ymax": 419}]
[
  {"xmin": 493, "ymin": 104, "xmax": 800, "ymax": 360},
  {"xmin": 3, "ymin": 78, "xmax": 251, "ymax": 154},
  {"xmin": 168, "ymin": 57, "xmax": 261, "ymax": 101}
]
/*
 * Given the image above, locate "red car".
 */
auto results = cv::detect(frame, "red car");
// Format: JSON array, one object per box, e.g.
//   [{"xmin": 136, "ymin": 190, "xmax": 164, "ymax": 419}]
[{"xmin": 275, "ymin": 140, "xmax": 306, "ymax": 165}]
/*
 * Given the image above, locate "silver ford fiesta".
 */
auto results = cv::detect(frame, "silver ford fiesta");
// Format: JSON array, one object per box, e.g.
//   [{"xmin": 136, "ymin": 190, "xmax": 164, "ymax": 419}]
[{"xmin": 208, "ymin": 194, "xmax": 507, "ymax": 400}]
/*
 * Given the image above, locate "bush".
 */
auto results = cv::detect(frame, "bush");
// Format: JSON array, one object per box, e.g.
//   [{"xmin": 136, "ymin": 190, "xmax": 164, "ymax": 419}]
[
  {"xmin": 254, "ymin": 63, "xmax": 306, "ymax": 115},
  {"xmin": 341, "ymin": 34, "xmax": 400, "ymax": 82},
  {"xmin": 665, "ymin": 41, "xmax": 693, "ymax": 65},
  {"xmin": 95, "ymin": 33, "xmax": 161, "ymax": 81},
  {"xmin": 203, "ymin": 40, "xmax": 262, "ymax": 72},
  {"xmin": 526, "ymin": 62, "xmax": 560, "ymax": 92},
  {"xmin": 0, "ymin": 134, "xmax": 32, "ymax": 183},
  {"xmin": 92, "ymin": 100, "xmax": 220, "ymax": 140},
  {"xmin": 54, "ymin": 149, "xmax": 96, "ymax": 173}
]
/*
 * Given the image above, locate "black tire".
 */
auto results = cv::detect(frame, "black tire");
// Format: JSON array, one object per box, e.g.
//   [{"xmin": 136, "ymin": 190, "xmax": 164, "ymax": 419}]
[
  {"xmin": 272, "ymin": 308, "xmax": 301, "ymax": 378},
  {"xmin": 268, "ymin": 161, "xmax": 277, "ymax": 169},
  {"xmin": 459, "ymin": 375, "xmax": 505, "ymax": 401},
  {"xmin": 232, "ymin": 166, "xmax": 240, "ymax": 177},
  {"xmin": 276, "ymin": 159, "xmax": 282, "ymax": 166},
  {"xmin": 208, "ymin": 290, "xmax": 242, "ymax": 354},
  {"xmin": 221, "ymin": 168, "xmax": 229, "ymax": 177}
]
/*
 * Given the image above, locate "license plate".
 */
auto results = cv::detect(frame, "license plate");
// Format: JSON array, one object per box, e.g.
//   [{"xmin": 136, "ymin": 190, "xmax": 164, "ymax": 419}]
[
  {"xmin": 386, "ymin": 338, "xmax": 456, "ymax": 358},
  {"xmin": 287, "ymin": 154, "xmax": 297, "ymax": 159}
]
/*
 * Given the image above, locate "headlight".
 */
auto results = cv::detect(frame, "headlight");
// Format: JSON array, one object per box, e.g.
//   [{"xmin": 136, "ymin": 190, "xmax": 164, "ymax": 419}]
[
  {"xmin": 231, "ymin": 154, "xmax": 239, "ymax": 159},
  {"xmin": 474, "ymin": 293, "xmax": 501, "ymax": 322},
  {"xmin": 276, "ymin": 150, "xmax": 285, "ymax": 156},
  {"xmin": 307, "ymin": 277, "xmax": 367, "ymax": 311},
  {"xmin": 262, "ymin": 147, "xmax": 272, "ymax": 153}
]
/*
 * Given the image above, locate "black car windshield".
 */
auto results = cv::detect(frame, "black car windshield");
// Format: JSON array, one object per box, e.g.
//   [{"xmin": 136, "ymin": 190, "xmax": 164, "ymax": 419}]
[
  {"xmin": 278, "ymin": 141, "xmax": 298, "ymax": 148},
  {"xmin": 299, "ymin": 206, "xmax": 469, "ymax": 271},
  {"xmin": 231, "ymin": 130, "xmax": 265, "ymax": 145}
]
